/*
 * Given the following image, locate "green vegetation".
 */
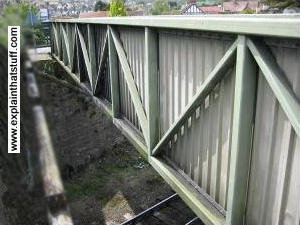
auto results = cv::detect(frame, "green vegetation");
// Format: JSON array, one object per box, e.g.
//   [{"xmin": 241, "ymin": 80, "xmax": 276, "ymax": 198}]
[
  {"xmin": 261, "ymin": 0, "xmax": 299, "ymax": 9},
  {"xmin": 109, "ymin": 0, "xmax": 126, "ymax": 16},
  {"xmin": 151, "ymin": 0, "xmax": 169, "ymax": 15},
  {"xmin": 2, "ymin": 1, "xmax": 38, "ymax": 20},
  {"xmin": 0, "ymin": 1, "xmax": 44, "ymax": 47},
  {"xmin": 65, "ymin": 155, "xmax": 148, "ymax": 200},
  {"xmin": 94, "ymin": 0, "xmax": 109, "ymax": 11},
  {"xmin": 242, "ymin": 8, "xmax": 256, "ymax": 14},
  {"xmin": 0, "ymin": 3, "xmax": 23, "ymax": 46},
  {"xmin": 65, "ymin": 175, "xmax": 106, "ymax": 200}
]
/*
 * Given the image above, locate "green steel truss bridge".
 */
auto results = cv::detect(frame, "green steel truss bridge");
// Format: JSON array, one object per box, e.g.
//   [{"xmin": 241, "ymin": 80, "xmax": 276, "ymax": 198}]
[{"xmin": 49, "ymin": 15, "xmax": 300, "ymax": 225}]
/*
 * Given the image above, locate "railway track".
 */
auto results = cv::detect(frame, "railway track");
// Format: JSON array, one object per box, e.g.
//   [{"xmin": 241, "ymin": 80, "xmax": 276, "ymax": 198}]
[{"xmin": 121, "ymin": 194, "xmax": 203, "ymax": 225}]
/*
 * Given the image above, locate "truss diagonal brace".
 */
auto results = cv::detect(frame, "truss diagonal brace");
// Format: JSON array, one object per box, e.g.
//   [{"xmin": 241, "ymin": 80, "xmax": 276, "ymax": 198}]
[
  {"xmin": 152, "ymin": 39, "xmax": 238, "ymax": 156},
  {"xmin": 61, "ymin": 25, "xmax": 71, "ymax": 65},
  {"xmin": 248, "ymin": 38, "xmax": 300, "ymax": 137},
  {"xmin": 110, "ymin": 27, "xmax": 149, "ymax": 143},
  {"xmin": 71, "ymin": 30, "xmax": 79, "ymax": 73},
  {"xmin": 93, "ymin": 31, "xmax": 109, "ymax": 93},
  {"xmin": 88, "ymin": 24, "xmax": 97, "ymax": 90},
  {"xmin": 67, "ymin": 24, "xmax": 76, "ymax": 71},
  {"xmin": 52, "ymin": 24, "xmax": 60, "ymax": 57},
  {"xmin": 76, "ymin": 25, "xmax": 93, "ymax": 87}
]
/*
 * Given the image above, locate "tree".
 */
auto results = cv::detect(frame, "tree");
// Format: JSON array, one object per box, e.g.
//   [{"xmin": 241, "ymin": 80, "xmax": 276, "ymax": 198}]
[
  {"xmin": 109, "ymin": 0, "xmax": 126, "ymax": 16},
  {"xmin": 261, "ymin": 0, "xmax": 300, "ymax": 9},
  {"xmin": 2, "ymin": 1, "xmax": 38, "ymax": 20},
  {"xmin": 94, "ymin": 0, "xmax": 109, "ymax": 11},
  {"xmin": 151, "ymin": 0, "xmax": 169, "ymax": 15},
  {"xmin": 1, "ymin": 1, "xmax": 37, "ymax": 46},
  {"xmin": 242, "ymin": 8, "xmax": 255, "ymax": 14},
  {"xmin": 0, "ymin": 2, "xmax": 43, "ymax": 47}
]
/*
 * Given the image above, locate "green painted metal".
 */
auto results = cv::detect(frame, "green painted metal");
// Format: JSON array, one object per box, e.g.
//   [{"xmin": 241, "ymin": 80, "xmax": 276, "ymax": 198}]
[
  {"xmin": 226, "ymin": 36, "xmax": 258, "ymax": 225},
  {"xmin": 71, "ymin": 31, "xmax": 78, "ymax": 74},
  {"xmin": 53, "ymin": 54, "xmax": 80, "ymax": 83},
  {"xmin": 55, "ymin": 49, "xmax": 227, "ymax": 224},
  {"xmin": 58, "ymin": 24, "xmax": 63, "ymax": 60},
  {"xmin": 51, "ymin": 17, "xmax": 300, "ymax": 225},
  {"xmin": 61, "ymin": 25, "xmax": 71, "ymax": 66},
  {"xmin": 152, "ymin": 39, "xmax": 238, "ymax": 156},
  {"xmin": 88, "ymin": 24, "xmax": 97, "ymax": 91},
  {"xmin": 145, "ymin": 27, "xmax": 159, "ymax": 157},
  {"xmin": 66, "ymin": 24, "xmax": 75, "ymax": 71},
  {"xmin": 75, "ymin": 26, "xmax": 84, "ymax": 80},
  {"xmin": 53, "ymin": 15, "xmax": 300, "ymax": 39},
  {"xmin": 76, "ymin": 25, "xmax": 93, "ymax": 87},
  {"xmin": 52, "ymin": 23, "xmax": 61, "ymax": 58},
  {"xmin": 110, "ymin": 26, "xmax": 149, "ymax": 142},
  {"xmin": 108, "ymin": 25, "xmax": 120, "ymax": 118},
  {"xmin": 53, "ymin": 53, "xmax": 113, "ymax": 119},
  {"xmin": 149, "ymin": 156, "xmax": 225, "ymax": 225},
  {"xmin": 247, "ymin": 39, "xmax": 300, "ymax": 138},
  {"xmin": 58, "ymin": 48, "xmax": 229, "ymax": 224},
  {"xmin": 94, "ymin": 31, "xmax": 109, "ymax": 94},
  {"xmin": 113, "ymin": 118, "xmax": 148, "ymax": 159}
]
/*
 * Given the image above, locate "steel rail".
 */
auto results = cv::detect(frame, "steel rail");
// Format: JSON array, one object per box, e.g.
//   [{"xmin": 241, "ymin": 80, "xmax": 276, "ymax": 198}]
[
  {"xmin": 120, "ymin": 193, "xmax": 179, "ymax": 225},
  {"xmin": 185, "ymin": 217, "xmax": 201, "ymax": 225}
]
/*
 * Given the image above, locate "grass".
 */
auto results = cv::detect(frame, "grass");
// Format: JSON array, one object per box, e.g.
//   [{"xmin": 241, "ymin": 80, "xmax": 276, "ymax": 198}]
[
  {"xmin": 65, "ymin": 176, "xmax": 106, "ymax": 200},
  {"xmin": 65, "ymin": 153, "xmax": 149, "ymax": 201}
]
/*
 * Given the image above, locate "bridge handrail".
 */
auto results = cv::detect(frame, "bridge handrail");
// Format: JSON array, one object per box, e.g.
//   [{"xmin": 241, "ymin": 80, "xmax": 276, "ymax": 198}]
[{"xmin": 52, "ymin": 14, "xmax": 300, "ymax": 39}]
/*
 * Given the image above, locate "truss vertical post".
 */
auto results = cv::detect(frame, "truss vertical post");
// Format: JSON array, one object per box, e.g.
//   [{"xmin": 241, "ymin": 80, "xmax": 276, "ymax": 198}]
[
  {"xmin": 53, "ymin": 23, "xmax": 61, "ymax": 60},
  {"xmin": 51, "ymin": 23, "xmax": 58, "ymax": 56},
  {"xmin": 226, "ymin": 35, "xmax": 258, "ymax": 225},
  {"xmin": 67, "ymin": 24, "xmax": 73, "ymax": 70},
  {"xmin": 75, "ymin": 25, "xmax": 84, "ymax": 82},
  {"xmin": 108, "ymin": 25, "xmax": 120, "ymax": 118},
  {"xmin": 88, "ymin": 24, "xmax": 97, "ymax": 90},
  {"xmin": 145, "ymin": 27, "xmax": 159, "ymax": 157},
  {"xmin": 61, "ymin": 25, "xmax": 69, "ymax": 66},
  {"xmin": 70, "ymin": 24, "xmax": 76, "ymax": 72},
  {"xmin": 59, "ymin": 23, "xmax": 63, "ymax": 61}
]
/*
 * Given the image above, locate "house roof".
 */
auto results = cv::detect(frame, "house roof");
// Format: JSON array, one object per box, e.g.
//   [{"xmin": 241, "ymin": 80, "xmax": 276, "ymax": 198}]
[
  {"xmin": 79, "ymin": 11, "xmax": 108, "ymax": 18},
  {"xmin": 127, "ymin": 10, "xmax": 144, "ymax": 16},
  {"xmin": 181, "ymin": 3, "xmax": 221, "ymax": 14},
  {"xmin": 247, "ymin": 1, "xmax": 259, "ymax": 9},
  {"xmin": 181, "ymin": 1, "xmax": 260, "ymax": 14},
  {"xmin": 181, "ymin": 3, "xmax": 201, "ymax": 14},
  {"xmin": 223, "ymin": 1, "xmax": 259, "ymax": 12},
  {"xmin": 223, "ymin": 1, "xmax": 247, "ymax": 12},
  {"xmin": 199, "ymin": 5, "xmax": 221, "ymax": 14}
]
